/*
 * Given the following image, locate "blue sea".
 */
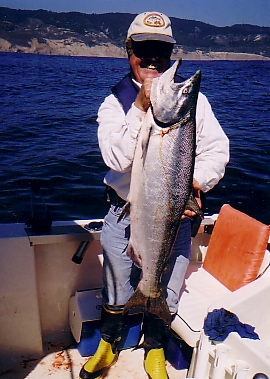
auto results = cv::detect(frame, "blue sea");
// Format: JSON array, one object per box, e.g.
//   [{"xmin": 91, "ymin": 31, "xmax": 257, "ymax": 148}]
[{"xmin": 0, "ymin": 53, "xmax": 269, "ymax": 225}]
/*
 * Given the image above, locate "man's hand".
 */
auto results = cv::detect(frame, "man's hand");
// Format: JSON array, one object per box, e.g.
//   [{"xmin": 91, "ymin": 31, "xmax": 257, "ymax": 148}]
[
  {"xmin": 182, "ymin": 179, "xmax": 202, "ymax": 219},
  {"xmin": 134, "ymin": 78, "xmax": 153, "ymax": 112}
]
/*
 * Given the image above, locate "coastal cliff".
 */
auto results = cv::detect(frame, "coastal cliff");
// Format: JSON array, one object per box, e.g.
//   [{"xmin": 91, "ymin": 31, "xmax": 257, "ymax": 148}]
[
  {"xmin": 0, "ymin": 7, "xmax": 269, "ymax": 60},
  {"xmin": 0, "ymin": 36, "xmax": 268, "ymax": 60}
]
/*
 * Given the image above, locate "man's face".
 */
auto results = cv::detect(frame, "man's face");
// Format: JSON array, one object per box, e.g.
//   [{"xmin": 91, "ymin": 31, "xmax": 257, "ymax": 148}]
[{"xmin": 129, "ymin": 40, "xmax": 173, "ymax": 84}]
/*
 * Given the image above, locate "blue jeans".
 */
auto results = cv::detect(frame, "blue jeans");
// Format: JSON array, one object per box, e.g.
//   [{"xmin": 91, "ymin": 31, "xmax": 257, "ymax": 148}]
[{"xmin": 100, "ymin": 205, "xmax": 191, "ymax": 314}]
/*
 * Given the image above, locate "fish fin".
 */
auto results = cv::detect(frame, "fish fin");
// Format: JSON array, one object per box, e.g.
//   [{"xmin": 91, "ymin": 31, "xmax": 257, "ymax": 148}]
[
  {"xmin": 117, "ymin": 201, "xmax": 130, "ymax": 222},
  {"xmin": 126, "ymin": 240, "xmax": 142, "ymax": 268},
  {"xmin": 123, "ymin": 288, "xmax": 171, "ymax": 326},
  {"xmin": 140, "ymin": 110, "xmax": 152, "ymax": 158},
  {"xmin": 185, "ymin": 192, "xmax": 204, "ymax": 218},
  {"xmin": 185, "ymin": 192, "xmax": 204, "ymax": 237},
  {"xmin": 141, "ymin": 125, "xmax": 151, "ymax": 157}
]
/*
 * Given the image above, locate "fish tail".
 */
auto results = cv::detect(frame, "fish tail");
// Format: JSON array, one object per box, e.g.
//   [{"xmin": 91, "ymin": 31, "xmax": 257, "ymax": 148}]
[{"xmin": 123, "ymin": 288, "xmax": 171, "ymax": 326}]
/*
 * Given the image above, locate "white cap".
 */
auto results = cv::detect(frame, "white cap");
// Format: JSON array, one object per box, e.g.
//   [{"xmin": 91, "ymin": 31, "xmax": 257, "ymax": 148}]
[{"xmin": 127, "ymin": 12, "xmax": 176, "ymax": 44}]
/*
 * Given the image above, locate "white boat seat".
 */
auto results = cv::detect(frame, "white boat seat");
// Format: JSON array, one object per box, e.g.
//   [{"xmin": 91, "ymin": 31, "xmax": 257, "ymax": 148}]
[
  {"xmin": 215, "ymin": 332, "xmax": 270, "ymax": 376},
  {"xmin": 210, "ymin": 260, "xmax": 270, "ymax": 346},
  {"xmin": 172, "ymin": 263, "xmax": 231, "ymax": 346},
  {"xmin": 172, "ymin": 204, "xmax": 270, "ymax": 347}
]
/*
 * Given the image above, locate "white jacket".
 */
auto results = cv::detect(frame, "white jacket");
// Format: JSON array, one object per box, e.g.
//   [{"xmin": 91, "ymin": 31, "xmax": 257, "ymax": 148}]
[{"xmin": 97, "ymin": 91, "xmax": 229, "ymax": 200}]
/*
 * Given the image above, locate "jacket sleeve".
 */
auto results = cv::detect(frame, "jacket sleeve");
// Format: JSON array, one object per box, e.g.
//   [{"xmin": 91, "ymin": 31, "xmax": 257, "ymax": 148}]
[
  {"xmin": 194, "ymin": 92, "xmax": 230, "ymax": 193},
  {"xmin": 97, "ymin": 94, "xmax": 145, "ymax": 173}
]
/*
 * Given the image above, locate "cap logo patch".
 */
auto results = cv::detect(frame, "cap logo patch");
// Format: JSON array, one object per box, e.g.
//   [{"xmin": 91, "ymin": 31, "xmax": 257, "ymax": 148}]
[{"xmin": 143, "ymin": 13, "xmax": 165, "ymax": 28}]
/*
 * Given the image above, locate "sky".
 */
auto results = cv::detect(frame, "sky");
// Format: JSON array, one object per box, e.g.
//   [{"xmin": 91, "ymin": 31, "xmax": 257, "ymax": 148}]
[{"xmin": 0, "ymin": 0, "xmax": 270, "ymax": 27}]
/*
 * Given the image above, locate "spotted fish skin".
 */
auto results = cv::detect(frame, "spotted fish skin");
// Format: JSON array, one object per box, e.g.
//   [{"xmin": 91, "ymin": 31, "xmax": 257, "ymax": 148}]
[{"xmin": 123, "ymin": 60, "xmax": 201, "ymax": 325}]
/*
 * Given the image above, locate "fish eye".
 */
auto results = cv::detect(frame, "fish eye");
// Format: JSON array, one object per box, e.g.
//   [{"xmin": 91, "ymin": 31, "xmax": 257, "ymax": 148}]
[{"xmin": 182, "ymin": 86, "xmax": 191, "ymax": 94}]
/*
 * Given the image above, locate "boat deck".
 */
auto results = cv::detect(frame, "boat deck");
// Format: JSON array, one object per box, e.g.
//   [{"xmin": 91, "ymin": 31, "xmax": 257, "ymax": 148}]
[{"xmin": 1, "ymin": 345, "xmax": 188, "ymax": 379}]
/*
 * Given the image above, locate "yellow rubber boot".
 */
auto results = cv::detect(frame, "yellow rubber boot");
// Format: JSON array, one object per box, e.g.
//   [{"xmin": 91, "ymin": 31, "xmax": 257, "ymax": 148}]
[
  {"xmin": 144, "ymin": 348, "xmax": 169, "ymax": 379},
  {"xmin": 79, "ymin": 338, "xmax": 118, "ymax": 379}
]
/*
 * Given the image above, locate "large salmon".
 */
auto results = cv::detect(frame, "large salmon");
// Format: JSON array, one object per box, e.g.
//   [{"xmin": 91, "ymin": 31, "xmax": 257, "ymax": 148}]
[{"xmin": 123, "ymin": 60, "xmax": 201, "ymax": 325}]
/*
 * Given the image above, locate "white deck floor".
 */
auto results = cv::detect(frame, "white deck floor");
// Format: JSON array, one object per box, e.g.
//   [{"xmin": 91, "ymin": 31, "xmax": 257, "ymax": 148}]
[{"xmin": 1, "ymin": 346, "xmax": 188, "ymax": 379}]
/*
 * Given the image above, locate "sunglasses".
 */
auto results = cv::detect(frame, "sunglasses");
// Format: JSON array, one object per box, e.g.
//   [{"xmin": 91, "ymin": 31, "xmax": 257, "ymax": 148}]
[{"xmin": 131, "ymin": 41, "xmax": 173, "ymax": 60}]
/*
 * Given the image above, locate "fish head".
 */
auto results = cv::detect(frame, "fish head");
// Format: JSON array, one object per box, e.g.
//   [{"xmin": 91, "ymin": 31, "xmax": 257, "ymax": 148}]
[{"xmin": 150, "ymin": 60, "xmax": 201, "ymax": 125}]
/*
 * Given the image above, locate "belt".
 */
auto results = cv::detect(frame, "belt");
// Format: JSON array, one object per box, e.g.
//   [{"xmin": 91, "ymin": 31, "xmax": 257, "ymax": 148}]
[{"xmin": 105, "ymin": 186, "xmax": 126, "ymax": 208}]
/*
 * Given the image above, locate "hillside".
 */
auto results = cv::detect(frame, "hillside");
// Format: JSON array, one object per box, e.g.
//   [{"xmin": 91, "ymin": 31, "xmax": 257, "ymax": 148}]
[{"xmin": 0, "ymin": 7, "xmax": 269, "ymax": 59}]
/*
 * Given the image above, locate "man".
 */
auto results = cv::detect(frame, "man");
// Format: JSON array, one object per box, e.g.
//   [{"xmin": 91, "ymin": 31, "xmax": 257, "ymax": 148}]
[{"xmin": 79, "ymin": 11, "xmax": 229, "ymax": 379}]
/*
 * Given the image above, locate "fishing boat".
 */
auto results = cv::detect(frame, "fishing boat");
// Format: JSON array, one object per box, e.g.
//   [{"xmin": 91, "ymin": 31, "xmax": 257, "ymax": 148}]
[{"xmin": 1, "ymin": 203, "xmax": 269, "ymax": 379}]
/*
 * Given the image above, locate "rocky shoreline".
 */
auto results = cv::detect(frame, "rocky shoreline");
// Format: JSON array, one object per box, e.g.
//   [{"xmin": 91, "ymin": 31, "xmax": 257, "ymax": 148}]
[{"xmin": 0, "ymin": 37, "xmax": 269, "ymax": 61}]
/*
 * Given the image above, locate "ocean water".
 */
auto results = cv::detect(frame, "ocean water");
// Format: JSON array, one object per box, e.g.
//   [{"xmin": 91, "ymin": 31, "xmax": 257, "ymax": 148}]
[{"xmin": 0, "ymin": 53, "xmax": 269, "ymax": 225}]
